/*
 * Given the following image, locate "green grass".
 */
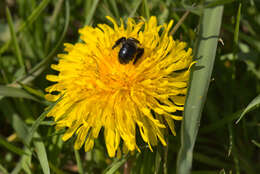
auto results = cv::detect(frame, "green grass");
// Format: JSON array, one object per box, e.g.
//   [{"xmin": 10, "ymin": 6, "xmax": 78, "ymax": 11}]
[
  {"xmin": 0, "ymin": 0, "xmax": 260, "ymax": 174},
  {"xmin": 177, "ymin": 3, "xmax": 224, "ymax": 174}
]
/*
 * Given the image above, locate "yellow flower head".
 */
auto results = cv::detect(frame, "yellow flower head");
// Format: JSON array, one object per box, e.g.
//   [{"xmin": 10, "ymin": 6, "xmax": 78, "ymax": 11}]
[{"xmin": 45, "ymin": 16, "xmax": 193, "ymax": 157}]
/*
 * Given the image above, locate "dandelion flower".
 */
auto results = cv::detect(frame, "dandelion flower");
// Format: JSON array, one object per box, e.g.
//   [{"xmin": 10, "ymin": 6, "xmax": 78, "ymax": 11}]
[{"xmin": 45, "ymin": 16, "xmax": 194, "ymax": 157}]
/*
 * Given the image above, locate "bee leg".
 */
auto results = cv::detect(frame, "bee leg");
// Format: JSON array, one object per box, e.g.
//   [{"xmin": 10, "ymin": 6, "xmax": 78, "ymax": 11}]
[
  {"xmin": 112, "ymin": 37, "xmax": 126, "ymax": 49},
  {"xmin": 133, "ymin": 48, "xmax": 144, "ymax": 64}
]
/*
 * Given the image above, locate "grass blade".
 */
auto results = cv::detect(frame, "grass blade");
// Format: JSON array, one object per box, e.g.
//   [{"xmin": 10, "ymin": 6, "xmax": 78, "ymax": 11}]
[
  {"xmin": 104, "ymin": 157, "xmax": 127, "ymax": 174},
  {"xmin": 33, "ymin": 133, "xmax": 50, "ymax": 174},
  {"xmin": 193, "ymin": 152, "xmax": 230, "ymax": 168},
  {"xmin": 0, "ymin": 0, "xmax": 51, "ymax": 55},
  {"xmin": 129, "ymin": 0, "xmax": 142, "ymax": 18},
  {"xmin": 176, "ymin": 4, "xmax": 224, "ymax": 174},
  {"xmin": 14, "ymin": 0, "xmax": 70, "ymax": 84},
  {"xmin": 26, "ymin": 95, "xmax": 63, "ymax": 144},
  {"xmin": 205, "ymin": 0, "xmax": 235, "ymax": 8},
  {"xmin": 251, "ymin": 140, "xmax": 260, "ymax": 148},
  {"xmin": 6, "ymin": 7, "xmax": 25, "ymax": 72},
  {"xmin": 49, "ymin": 162, "xmax": 66, "ymax": 174},
  {"xmin": 0, "ymin": 163, "xmax": 9, "ymax": 174},
  {"xmin": 110, "ymin": 0, "xmax": 120, "ymax": 18},
  {"xmin": 8, "ymin": 114, "xmax": 32, "ymax": 174},
  {"xmin": 234, "ymin": 3, "xmax": 241, "ymax": 46},
  {"xmin": 0, "ymin": 85, "xmax": 40, "ymax": 102},
  {"xmin": 44, "ymin": 0, "xmax": 64, "ymax": 54},
  {"xmin": 84, "ymin": 0, "xmax": 100, "ymax": 26},
  {"xmin": 19, "ymin": 83, "xmax": 45, "ymax": 98},
  {"xmin": 0, "ymin": 135, "xmax": 28, "ymax": 156},
  {"xmin": 155, "ymin": 149, "xmax": 162, "ymax": 174},
  {"xmin": 236, "ymin": 94, "xmax": 260, "ymax": 123},
  {"xmin": 74, "ymin": 149, "xmax": 84, "ymax": 174},
  {"xmin": 142, "ymin": 0, "xmax": 150, "ymax": 19},
  {"xmin": 10, "ymin": 97, "xmax": 62, "ymax": 174},
  {"xmin": 170, "ymin": 4, "xmax": 194, "ymax": 36},
  {"xmin": 200, "ymin": 110, "xmax": 241, "ymax": 133}
]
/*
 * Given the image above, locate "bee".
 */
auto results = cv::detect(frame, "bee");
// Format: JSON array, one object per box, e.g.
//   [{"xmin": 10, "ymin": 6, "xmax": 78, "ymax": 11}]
[{"xmin": 112, "ymin": 37, "xmax": 144, "ymax": 64}]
